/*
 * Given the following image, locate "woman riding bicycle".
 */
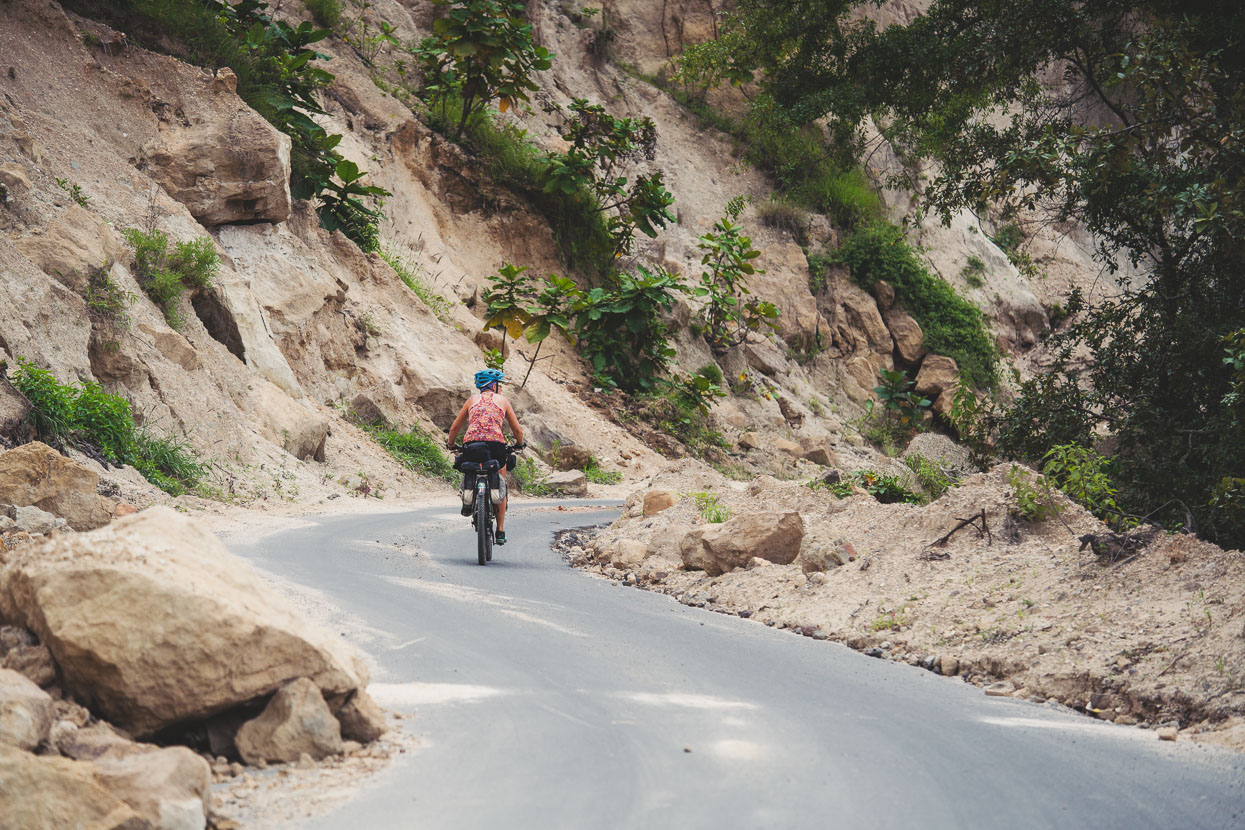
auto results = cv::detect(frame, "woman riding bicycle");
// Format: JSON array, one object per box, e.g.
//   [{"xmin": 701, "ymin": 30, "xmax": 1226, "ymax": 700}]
[{"xmin": 446, "ymin": 368, "xmax": 525, "ymax": 544}]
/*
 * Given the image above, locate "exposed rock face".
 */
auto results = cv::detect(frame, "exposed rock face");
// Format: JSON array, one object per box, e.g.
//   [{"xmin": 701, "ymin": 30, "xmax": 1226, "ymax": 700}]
[
  {"xmin": 679, "ymin": 512, "xmax": 805, "ymax": 577},
  {"xmin": 93, "ymin": 745, "xmax": 211, "ymax": 830},
  {"xmin": 141, "ymin": 70, "xmax": 292, "ymax": 226},
  {"xmin": 234, "ymin": 678, "xmax": 343, "ymax": 764},
  {"xmin": 0, "ymin": 441, "xmax": 114, "ymax": 530},
  {"xmin": 13, "ymin": 204, "xmax": 127, "ymax": 293},
  {"xmin": 737, "ymin": 432, "xmax": 761, "ymax": 450},
  {"xmin": 55, "ymin": 722, "xmax": 136, "ymax": 762},
  {"xmin": 0, "ymin": 381, "xmax": 30, "ymax": 438},
  {"xmin": 0, "ymin": 667, "xmax": 54, "ymax": 750},
  {"xmin": 642, "ymin": 489, "xmax": 678, "ymax": 516},
  {"xmin": 250, "ymin": 381, "xmax": 329, "ymax": 462},
  {"xmin": 334, "ymin": 688, "xmax": 387, "ymax": 744},
  {"xmin": 15, "ymin": 504, "xmax": 64, "ymax": 535},
  {"xmin": 0, "ymin": 507, "xmax": 368, "ymax": 737},
  {"xmin": 776, "ymin": 439, "xmax": 803, "ymax": 457},
  {"xmin": 545, "ymin": 470, "xmax": 588, "ymax": 497},
  {"xmin": 0, "ymin": 745, "xmax": 149, "ymax": 830}
]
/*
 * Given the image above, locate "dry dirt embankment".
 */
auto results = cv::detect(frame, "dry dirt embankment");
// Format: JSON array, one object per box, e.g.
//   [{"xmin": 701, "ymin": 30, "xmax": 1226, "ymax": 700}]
[{"xmin": 570, "ymin": 460, "xmax": 1245, "ymax": 751}]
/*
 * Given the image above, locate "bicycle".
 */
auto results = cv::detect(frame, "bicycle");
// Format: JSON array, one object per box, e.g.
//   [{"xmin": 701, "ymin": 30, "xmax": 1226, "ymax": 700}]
[{"xmin": 452, "ymin": 443, "xmax": 524, "ymax": 566}]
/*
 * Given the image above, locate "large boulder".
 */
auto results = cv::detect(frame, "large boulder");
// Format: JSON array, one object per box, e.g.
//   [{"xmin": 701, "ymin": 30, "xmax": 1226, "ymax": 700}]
[
  {"xmin": 679, "ymin": 512, "xmax": 805, "ymax": 576},
  {"xmin": 0, "ymin": 507, "xmax": 368, "ymax": 737},
  {"xmin": 141, "ymin": 71, "xmax": 291, "ymax": 226},
  {"xmin": 0, "ymin": 746, "xmax": 149, "ymax": 830},
  {"xmin": 93, "ymin": 745, "xmax": 211, "ymax": 830},
  {"xmin": 914, "ymin": 355, "xmax": 960, "ymax": 398},
  {"xmin": 545, "ymin": 470, "xmax": 588, "ymax": 498},
  {"xmin": 234, "ymin": 678, "xmax": 343, "ymax": 764},
  {"xmin": 0, "ymin": 667, "xmax": 53, "ymax": 751},
  {"xmin": 883, "ymin": 308, "xmax": 927, "ymax": 365},
  {"xmin": 549, "ymin": 443, "xmax": 592, "ymax": 471},
  {"xmin": 0, "ymin": 442, "xmax": 114, "ymax": 530}
]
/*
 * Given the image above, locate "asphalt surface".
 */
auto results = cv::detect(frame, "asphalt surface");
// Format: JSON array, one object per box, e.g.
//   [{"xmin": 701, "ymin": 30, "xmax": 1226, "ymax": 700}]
[{"xmin": 227, "ymin": 500, "xmax": 1245, "ymax": 830}]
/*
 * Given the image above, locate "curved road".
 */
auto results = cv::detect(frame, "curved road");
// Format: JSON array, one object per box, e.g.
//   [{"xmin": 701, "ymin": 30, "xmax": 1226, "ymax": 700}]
[{"xmin": 227, "ymin": 501, "xmax": 1245, "ymax": 829}]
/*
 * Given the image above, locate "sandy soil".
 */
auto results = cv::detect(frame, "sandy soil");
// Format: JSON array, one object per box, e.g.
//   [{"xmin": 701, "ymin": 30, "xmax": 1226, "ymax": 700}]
[{"xmin": 566, "ymin": 463, "xmax": 1245, "ymax": 752}]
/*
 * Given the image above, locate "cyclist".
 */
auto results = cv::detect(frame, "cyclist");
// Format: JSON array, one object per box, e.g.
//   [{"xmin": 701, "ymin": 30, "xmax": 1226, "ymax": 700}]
[{"xmin": 446, "ymin": 368, "xmax": 525, "ymax": 544}]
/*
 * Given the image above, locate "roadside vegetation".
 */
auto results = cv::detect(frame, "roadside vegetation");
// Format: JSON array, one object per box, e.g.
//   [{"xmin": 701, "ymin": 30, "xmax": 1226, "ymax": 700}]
[{"xmin": 10, "ymin": 360, "xmax": 205, "ymax": 495}]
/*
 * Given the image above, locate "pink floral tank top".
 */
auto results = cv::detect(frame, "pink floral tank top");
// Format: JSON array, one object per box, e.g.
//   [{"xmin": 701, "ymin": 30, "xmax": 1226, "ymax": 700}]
[{"xmin": 463, "ymin": 391, "xmax": 505, "ymax": 443}]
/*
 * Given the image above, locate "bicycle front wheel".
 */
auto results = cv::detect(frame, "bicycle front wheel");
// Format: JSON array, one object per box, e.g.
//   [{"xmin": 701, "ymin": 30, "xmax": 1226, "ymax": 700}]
[{"xmin": 476, "ymin": 483, "xmax": 491, "ymax": 566}]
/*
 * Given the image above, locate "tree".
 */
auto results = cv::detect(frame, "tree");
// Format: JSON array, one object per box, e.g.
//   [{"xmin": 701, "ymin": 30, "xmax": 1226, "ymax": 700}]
[
  {"xmin": 543, "ymin": 99, "xmax": 676, "ymax": 259},
  {"xmin": 691, "ymin": 0, "xmax": 1245, "ymax": 545},
  {"xmin": 416, "ymin": 0, "xmax": 552, "ymax": 140},
  {"xmin": 519, "ymin": 275, "xmax": 581, "ymax": 389},
  {"xmin": 693, "ymin": 197, "xmax": 778, "ymax": 353}
]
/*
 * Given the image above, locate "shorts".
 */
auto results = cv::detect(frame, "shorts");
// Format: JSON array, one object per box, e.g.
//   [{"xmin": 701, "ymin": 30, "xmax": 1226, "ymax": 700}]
[{"xmin": 458, "ymin": 441, "xmax": 515, "ymax": 471}]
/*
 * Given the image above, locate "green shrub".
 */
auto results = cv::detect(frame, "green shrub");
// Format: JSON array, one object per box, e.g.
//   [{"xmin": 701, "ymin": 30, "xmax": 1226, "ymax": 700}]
[
  {"xmin": 807, "ymin": 476, "xmax": 855, "ymax": 498},
  {"xmin": 583, "ymin": 457, "xmax": 622, "ymax": 484},
  {"xmin": 512, "ymin": 454, "xmax": 553, "ymax": 495},
  {"xmin": 11, "ymin": 359, "xmax": 205, "ymax": 495},
  {"xmin": 853, "ymin": 470, "xmax": 923, "ymax": 505},
  {"xmin": 574, "ymin": 266, "xmax": 686, "ymax": 391},
  {"xmin": 427, "ymin": 94, "xmax": 616, "ymax": 275},
  {"xmin": 362, "ymin": 424, "xmax": 456, "ymax": 483},
  {"xmin": 756, "ymin": 196, "xmax": 808, "ymax": 244},
  {"xmin": 689, "ymin": 491, "xmax": 729, "ymax": 522},
  {"xmin": 903, "ymin": 453, "xmax": 955, "ymax": 499},
  {"xmin": 835, "ymin": 222, "xmax": 998, "ymax": 389},
  {"xmin": 1040, "ymin": 444, "xmax": 1128, "ymax": 528},
  {"xmin": 122, "ymin": 228, "xmax": 219, "ymax": 330},
  {"xmin": 961, "ymin": 255, "xmax": 987, "ymax": 288},
  {"xmin": 693, "ymin": 197, "xmax": 779, "ymax": 353},
  {"xmin": 83, "ymin": 267, "xmax": 136, "ymax": 329},
  {"xmin": 169, "ymin": 238, "xmax": 218, "ymax": 289},
  {"xmin": 55, "ymin": 177, "xmax": 90, "ymax": 207},
  {"xmin": 302, "ymin": 0, "xmax": 341, "ymax": 28},
  {"xmin": 1006, "ymin": 464, "xmax": 1061, "ymax": 522}
]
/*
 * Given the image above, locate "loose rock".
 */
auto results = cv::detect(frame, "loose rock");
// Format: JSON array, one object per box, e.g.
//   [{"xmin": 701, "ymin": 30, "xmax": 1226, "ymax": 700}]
[
  {"xmin": 0, "ymin": 667, "xmax": 53, "ymax": 750},
  {"xmin": 234, "ymin": 678, "xmax": 344, "ymax": 764},
  {"xmin": 0, "ymin": 745, "xmax": 147, "ymax": 830},
  {"xmin": 0, "ymin": 442, "xmax": 114, "ymax": 531}
]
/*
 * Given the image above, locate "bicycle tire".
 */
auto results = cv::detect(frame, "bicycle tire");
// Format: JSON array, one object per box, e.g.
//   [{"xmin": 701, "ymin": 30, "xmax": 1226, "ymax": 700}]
[{"xmin": 476, "ymin": 481, "xmax": 490, "ymax": 566}]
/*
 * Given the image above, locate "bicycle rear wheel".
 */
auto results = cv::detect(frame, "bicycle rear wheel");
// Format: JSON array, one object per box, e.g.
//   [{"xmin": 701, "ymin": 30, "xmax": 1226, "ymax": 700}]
[{"xmin": 476, "ymin": 483, "xmax": 491, "ymax": 566}]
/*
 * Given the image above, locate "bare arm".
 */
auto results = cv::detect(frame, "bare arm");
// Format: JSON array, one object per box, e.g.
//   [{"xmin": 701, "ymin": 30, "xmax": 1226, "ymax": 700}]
[
  {"xmin": 446, "ymin": 399, "xmax": 472, "ymax": 447},
  {"xmin": 503, "ymin": 399, "xmax": 524, "ymax": 444}
]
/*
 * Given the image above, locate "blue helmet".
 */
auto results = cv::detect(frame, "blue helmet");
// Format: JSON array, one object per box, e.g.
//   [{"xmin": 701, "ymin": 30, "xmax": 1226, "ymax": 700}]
[{"xmin": 474, "ymin": 368, "xmax": 505, "ymax": 390}]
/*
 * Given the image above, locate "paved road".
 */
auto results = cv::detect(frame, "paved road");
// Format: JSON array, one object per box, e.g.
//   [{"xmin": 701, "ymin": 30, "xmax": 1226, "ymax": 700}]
[{"xmin": 227, "ymin": 501, "xmax": 1245, "ymax": 829}]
